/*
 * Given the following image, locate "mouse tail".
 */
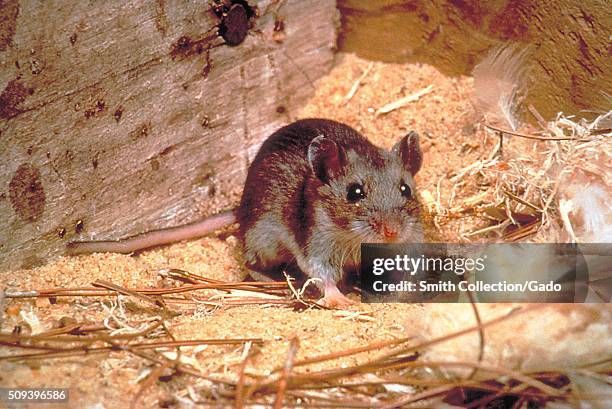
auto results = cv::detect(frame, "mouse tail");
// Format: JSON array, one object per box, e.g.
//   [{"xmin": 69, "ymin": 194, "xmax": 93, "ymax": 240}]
[{"xmin": 66, "ymin": 210, "xmax": 237, "ymax": 255}]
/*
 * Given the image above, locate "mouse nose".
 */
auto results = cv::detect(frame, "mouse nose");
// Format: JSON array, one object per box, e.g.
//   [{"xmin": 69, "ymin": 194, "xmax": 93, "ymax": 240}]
[
  {"xmin": 370, "ymin": 213, "xmax": 402, "ymax": 242},
  {"xmin": 382, "ymin": 222, "xmax": 399, "ymax": 241}
]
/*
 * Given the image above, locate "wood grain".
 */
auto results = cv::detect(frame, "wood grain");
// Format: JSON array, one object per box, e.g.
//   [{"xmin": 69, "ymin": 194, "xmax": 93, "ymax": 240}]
[{"xmin": 0, "ymin": 0, "xmax": 337, "ymax": 271}]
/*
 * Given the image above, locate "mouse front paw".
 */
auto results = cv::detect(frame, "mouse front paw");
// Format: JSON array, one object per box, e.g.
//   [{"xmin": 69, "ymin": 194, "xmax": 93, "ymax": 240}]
[{"xmin": 319, "ymin": 284, "xmax": 356, "ymax": 309}]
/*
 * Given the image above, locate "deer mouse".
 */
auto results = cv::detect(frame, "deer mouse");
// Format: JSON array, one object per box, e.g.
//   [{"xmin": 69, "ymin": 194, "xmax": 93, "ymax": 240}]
[{"xmin": 68, "ymin": 118, "xmax": 424, "ymax": 307}]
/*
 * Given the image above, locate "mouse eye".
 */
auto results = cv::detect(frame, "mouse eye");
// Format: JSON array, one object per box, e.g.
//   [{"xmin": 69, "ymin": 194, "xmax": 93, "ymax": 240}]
[
  {"xmin": 400, "ymin": 182, "xmax": 412, "ymax": 199},
  {"xmin": 347, "ymin": 183, "xmax": 366, "ymax": 203}
]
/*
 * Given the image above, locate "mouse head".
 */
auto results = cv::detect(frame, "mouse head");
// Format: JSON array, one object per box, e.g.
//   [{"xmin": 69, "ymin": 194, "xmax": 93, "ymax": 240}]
[{"xmin": 307, "ymin": 132, "xmax": 424, "ymax": 244}]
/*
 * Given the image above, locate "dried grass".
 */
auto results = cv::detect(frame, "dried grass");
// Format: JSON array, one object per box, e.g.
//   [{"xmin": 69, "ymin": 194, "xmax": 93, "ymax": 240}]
[
  {"xmin": 429, "ymin": 111, "xmax": 611, "ymax": 244},
  {"xmin": 2, "ymin": 277, "xmax": 610, "ymax": 407}
]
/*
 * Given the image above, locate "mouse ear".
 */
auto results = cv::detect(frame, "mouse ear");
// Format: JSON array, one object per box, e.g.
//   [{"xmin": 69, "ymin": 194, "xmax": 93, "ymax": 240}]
[
  {"xmin": 393, "ymin": 131, "xmax": 422, "ymax": 175},
  {"xmin": 308, "ymin": 135, "xmax": 346, "ymax": 183}
]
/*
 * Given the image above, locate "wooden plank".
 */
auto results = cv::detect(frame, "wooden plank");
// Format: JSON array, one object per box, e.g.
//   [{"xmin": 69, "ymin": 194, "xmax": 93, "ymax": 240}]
[{"xmin": 0, "ymin": 0, "xmax": 337, "ymax": 271}]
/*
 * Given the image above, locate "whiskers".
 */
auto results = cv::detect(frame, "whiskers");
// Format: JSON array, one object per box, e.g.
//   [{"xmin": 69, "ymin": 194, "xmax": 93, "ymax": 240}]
[
  {"xmin": 400, "ymin": 221, "xmax": 425, "ymax": 243},
  {"xmin": 316, "ymin": 223, "xmax": 367, "ymax": 271},
  {"xmin": 314, "ymin": 216, "xmax": 425, "ymax": 273},
  {"xmin": 350, "ymin": 218, "xmax": 424, "ymax": 244}
]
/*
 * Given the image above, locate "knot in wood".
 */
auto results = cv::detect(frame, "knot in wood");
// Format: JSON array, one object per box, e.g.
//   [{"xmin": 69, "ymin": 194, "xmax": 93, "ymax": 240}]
[{"xmin": 219, "ymin": 3, "xmax": 250, "ymax": 46}]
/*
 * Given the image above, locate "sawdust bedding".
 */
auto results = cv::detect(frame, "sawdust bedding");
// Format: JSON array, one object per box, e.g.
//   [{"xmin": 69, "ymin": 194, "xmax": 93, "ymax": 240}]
[{"xmin": 1, "ymin": 53, "xmax": 610, "ymax": 408}]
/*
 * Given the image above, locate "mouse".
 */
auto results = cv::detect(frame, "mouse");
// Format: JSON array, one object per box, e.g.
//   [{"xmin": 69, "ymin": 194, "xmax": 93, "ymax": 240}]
[{"xmin": 68, "ymin": 118, "xmax": 424, "ymax": 307}]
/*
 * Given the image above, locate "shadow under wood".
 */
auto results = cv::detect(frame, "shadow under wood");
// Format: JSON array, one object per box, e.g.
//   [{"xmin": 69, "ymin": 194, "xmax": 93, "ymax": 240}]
[{"xmin": 337, "ymin": 0, "xmax": 611, "ymax": 120}]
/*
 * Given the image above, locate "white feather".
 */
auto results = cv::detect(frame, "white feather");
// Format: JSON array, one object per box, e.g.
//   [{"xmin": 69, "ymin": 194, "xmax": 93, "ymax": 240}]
[{"xmin": 472, "ymin": 45, "xmax": 529, "ymax": 130}]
